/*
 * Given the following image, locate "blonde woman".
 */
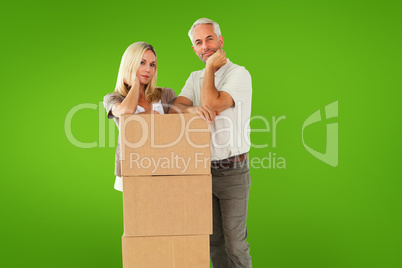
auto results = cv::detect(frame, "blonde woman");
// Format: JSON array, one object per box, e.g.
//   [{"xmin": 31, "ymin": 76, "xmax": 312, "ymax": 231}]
[{"xmin": 103, "ymin": 42, "xmax": 177, "ymax": 191}]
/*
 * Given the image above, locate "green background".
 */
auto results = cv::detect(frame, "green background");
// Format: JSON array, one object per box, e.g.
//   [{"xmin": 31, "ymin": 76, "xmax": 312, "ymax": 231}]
[{"xmin": 2, "ymin": 0, "xmax": 401, "ymax": 267}]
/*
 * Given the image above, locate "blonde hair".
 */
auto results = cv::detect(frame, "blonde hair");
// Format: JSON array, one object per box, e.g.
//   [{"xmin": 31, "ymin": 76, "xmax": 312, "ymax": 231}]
[{"xmin": 114, "ymin": 42, "xmax": 161, "ymax": 103}]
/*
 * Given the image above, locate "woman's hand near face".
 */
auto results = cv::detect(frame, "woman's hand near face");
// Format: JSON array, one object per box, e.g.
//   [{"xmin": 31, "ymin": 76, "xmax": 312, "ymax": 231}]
[
  {"xmin": 111, "ymin": 75, "xmax": 141, "ymax": 117},
  {"xmin": 131, "ymin": 75, "xmax": 141, "ymax": 88}
]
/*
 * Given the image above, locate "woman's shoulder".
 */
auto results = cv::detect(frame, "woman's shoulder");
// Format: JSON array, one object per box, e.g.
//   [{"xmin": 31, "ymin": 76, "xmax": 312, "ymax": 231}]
[
  {"xmin": 157, "ymin": 87, "xmax": 177, "ymax": 98},
  {"xmin": 156, "ymin": 87, "xmax": 177, "ymax": 114},
  {"xmin": 103, "ymin": 92, "xmax": 124, "ymax": 103},
  {"xmin": 104, "ymin": 92, "xmax": 124, "ymax": 98}
]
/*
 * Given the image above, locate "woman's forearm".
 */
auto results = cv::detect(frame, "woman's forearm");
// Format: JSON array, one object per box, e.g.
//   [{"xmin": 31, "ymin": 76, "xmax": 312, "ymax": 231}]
[{"xmin": 112, "ymin": 83, "xmax": 140, "ymax": 116}]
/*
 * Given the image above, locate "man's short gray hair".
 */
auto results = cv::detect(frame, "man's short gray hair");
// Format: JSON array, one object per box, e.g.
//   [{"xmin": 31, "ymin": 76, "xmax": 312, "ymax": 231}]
[{"xmin": 188, "ymin": 18, "xmax": 222, "ymax": 44}]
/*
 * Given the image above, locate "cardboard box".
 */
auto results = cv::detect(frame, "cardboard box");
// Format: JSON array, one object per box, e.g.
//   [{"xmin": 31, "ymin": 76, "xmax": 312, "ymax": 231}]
[
  {"xmin": 119, "ymin": 113, "xmax": 211, "ymax": 176},
  {"xmin": 123, "ymin": 175, "xmax": 212, "ymax": 236},
  {"xmin": 122, "ymin": 235, "xmax": 210, "ymax": 268}
]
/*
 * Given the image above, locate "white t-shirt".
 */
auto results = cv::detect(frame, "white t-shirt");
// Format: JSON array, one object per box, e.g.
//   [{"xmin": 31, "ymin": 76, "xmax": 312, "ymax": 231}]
[
  {"xmin": 179, "ymin": 59, "xmax": 252, "ymax": 160},
  {"xmin": 114, "ymin": 100, "xmax": 164, "ymax": 192},
  {"xmin": 135, "ymin": 100, "xmax": 164, "ymax": 114}
]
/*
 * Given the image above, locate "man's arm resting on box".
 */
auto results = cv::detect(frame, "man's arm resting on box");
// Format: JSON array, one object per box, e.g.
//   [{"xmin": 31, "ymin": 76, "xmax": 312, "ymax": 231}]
[{"xmin": 169, "ymin": 96, "xmax": 219, "ymax": 123}]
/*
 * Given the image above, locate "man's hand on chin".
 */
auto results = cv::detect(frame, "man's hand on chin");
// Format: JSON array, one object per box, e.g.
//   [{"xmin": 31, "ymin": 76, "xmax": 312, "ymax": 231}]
[{"xmin": 206, "ymin": 49, "xmax": 227, "ymax": 72}]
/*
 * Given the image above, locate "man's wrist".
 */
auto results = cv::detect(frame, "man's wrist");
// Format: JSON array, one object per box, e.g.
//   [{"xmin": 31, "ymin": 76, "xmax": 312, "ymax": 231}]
[
  {"xmin": 205, "ymin": 64, "xmax": 216, "ymax": 73},
  {"xmin": 186, "ymin": 106, "xmax": 195, "ymax": 113}
]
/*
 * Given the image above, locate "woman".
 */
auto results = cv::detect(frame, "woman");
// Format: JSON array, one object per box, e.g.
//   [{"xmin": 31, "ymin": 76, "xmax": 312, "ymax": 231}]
[{"xmin": 103, "ymin": 42, "xmax": 177, "ymax": 191}]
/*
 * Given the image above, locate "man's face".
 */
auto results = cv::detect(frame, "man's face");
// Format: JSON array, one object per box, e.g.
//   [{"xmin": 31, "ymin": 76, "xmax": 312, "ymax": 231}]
[{"xmin": 192, "ymin": 24, "xmax": 224, "ymax": 63}]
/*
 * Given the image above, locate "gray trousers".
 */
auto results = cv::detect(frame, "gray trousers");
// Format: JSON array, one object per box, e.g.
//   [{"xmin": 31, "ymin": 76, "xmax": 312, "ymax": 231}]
[{"xmin": 210, "ymin": 160, "xmax": 252, "ymax": 268}]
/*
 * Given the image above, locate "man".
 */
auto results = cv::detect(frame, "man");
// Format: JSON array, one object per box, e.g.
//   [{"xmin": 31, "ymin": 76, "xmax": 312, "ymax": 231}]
[{"xmin": 169, "ymin": 18, "xmax": 252, "ymax": 267}]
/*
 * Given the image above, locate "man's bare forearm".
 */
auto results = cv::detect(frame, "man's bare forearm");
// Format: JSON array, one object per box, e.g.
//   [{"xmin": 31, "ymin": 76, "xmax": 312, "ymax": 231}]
[
  {"xmin": 201, "ymin": 66, "xmax": 220, "ymax": 108},
  {"xmin": 169, "ymin": 102, "xmax": 193, "ymax": 114},
  {"xmin": 169, "ymin": 97, "xmax": 219, "ymax": 123}
]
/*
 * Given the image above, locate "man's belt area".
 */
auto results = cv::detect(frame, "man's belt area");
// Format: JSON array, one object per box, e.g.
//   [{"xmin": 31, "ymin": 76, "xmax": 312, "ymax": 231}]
[{"xmin": 211, "ymin": 153, "xmax": 248, "ymax": 169}]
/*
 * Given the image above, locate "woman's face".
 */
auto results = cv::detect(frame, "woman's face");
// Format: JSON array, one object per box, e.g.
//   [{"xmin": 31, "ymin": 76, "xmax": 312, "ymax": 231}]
[{"xmin": 137, "ymin": 50, "xmax": 156, "ymax": 85}]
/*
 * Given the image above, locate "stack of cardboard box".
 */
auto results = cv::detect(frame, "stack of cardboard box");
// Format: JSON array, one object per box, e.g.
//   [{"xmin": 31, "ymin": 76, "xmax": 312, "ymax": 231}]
[{"xmin": 119, "ymin": 113, "xmax": 212, "ymax": 268}]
